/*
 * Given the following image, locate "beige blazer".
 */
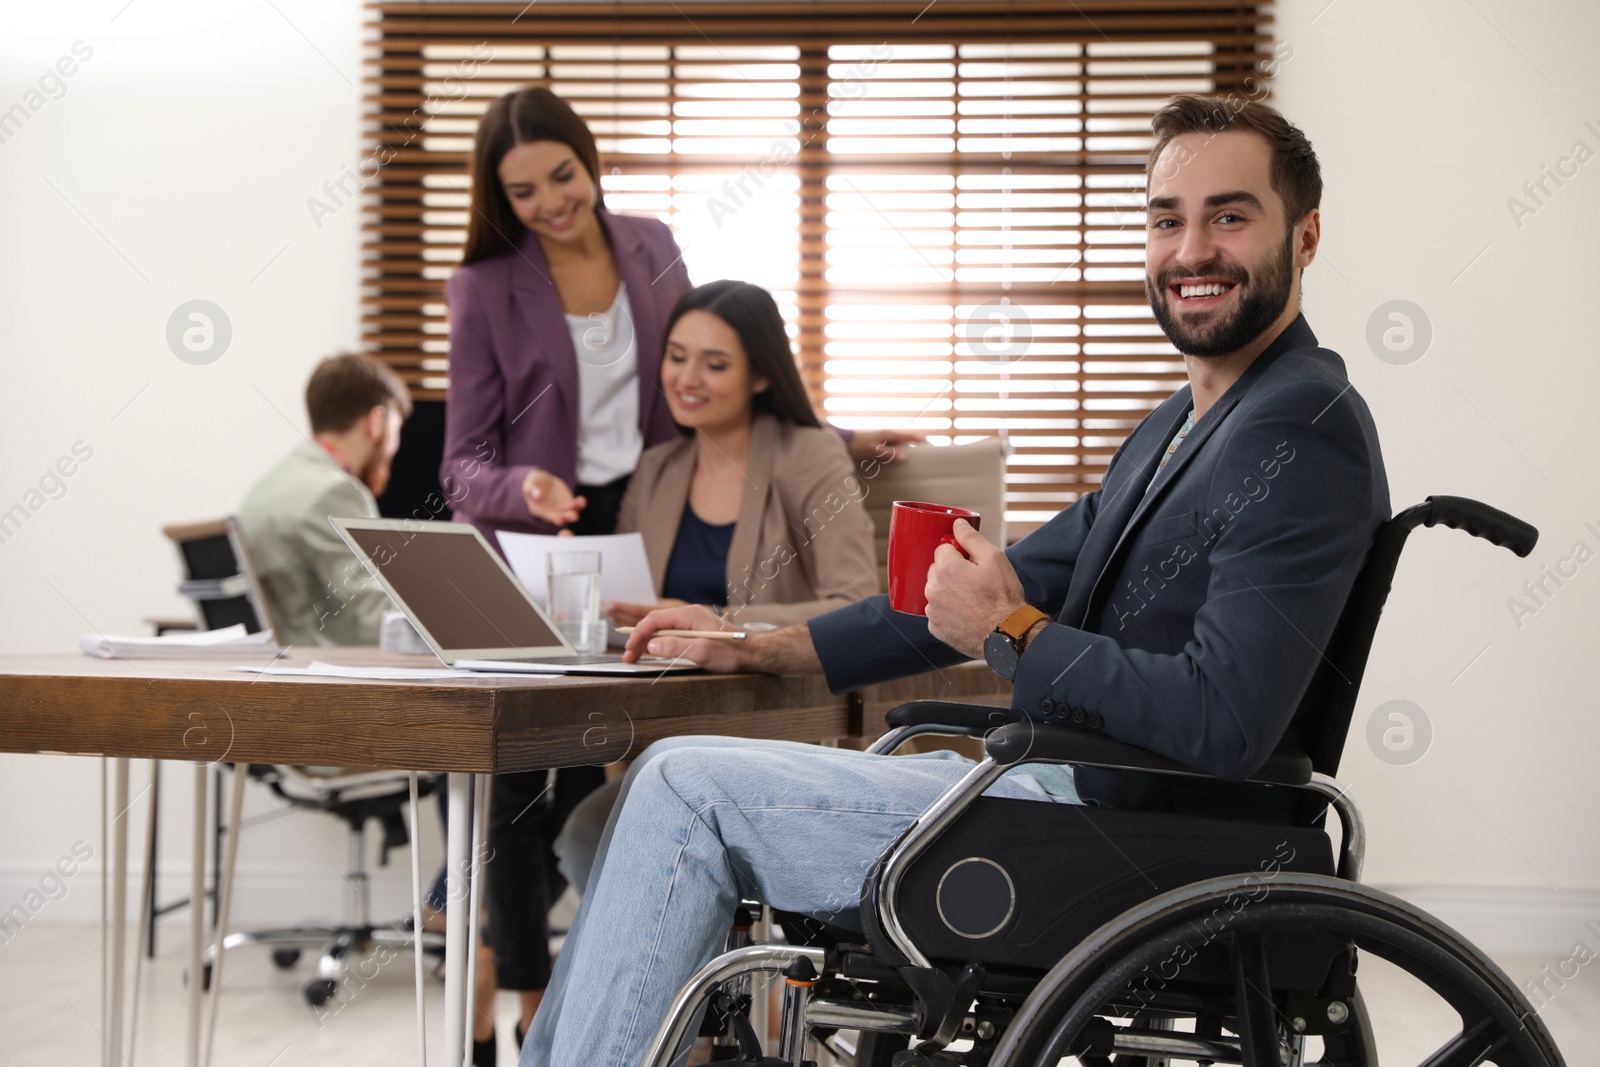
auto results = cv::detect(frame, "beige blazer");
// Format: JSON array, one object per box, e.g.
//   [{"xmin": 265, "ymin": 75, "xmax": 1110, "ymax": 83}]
[{"xmin": 616, "ymin": 413, "xmax": 878, "ymax": 626}]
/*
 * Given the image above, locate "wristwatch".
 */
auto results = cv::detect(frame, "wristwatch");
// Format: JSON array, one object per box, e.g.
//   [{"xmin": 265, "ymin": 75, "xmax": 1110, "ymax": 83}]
[{"xmin": 984, "ymin": 605, "xmax": 1050, "ymax": 681}]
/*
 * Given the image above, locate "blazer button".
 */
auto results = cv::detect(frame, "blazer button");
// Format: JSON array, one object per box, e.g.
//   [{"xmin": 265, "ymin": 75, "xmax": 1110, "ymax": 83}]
[
  {"xmin": 1070, "ymin": 706, "xmax": 1086, "ymax": 725},
  {"xmin": 1087, "ymin": 712, "xmax": 1104, "ymax": 730},
  {"xmin": 1039, "ymin": 697, "xmax": 1055, "ymax": 715}
]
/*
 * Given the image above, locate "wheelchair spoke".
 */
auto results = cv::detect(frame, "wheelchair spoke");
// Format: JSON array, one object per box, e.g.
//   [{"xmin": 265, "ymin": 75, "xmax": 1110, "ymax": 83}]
[
  {"xmin": 1231, "ymin": 927, "xmax": 1284, "ymax": 1067},
  {"xmin": 1413, "ymin": 1014, "xmax": 1508, "ymax": 1067}
]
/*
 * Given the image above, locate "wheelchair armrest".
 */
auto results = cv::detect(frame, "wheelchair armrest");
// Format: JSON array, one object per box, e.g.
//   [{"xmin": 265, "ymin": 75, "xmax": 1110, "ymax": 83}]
[
  {"xmin": 984, "ymin": 721, "xmax": 1313, "ymax": 787},
  {"xmin": 884, "ymin": 700, "xmax": 1022, "ymax": 732}
]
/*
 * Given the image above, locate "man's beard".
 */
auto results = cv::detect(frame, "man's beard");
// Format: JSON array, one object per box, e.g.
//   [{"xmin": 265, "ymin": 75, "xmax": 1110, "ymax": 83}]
[
  {"xmin": 1146, "ymin": 229, "xmax": 1294, "ymax": 358},
  {"xmin": 359, "ymin": 427, "xmax": 393, "ymax": 498}
]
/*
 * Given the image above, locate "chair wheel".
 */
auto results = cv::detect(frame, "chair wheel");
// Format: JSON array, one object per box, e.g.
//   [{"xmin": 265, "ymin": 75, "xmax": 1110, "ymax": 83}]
[
  {"xmin": 303, "ymin": 978, "xmax": 340, "ymax": 1008},
  {"xmin": 271, "ymin": 947, "xmax": 301, "ymax": 969}
]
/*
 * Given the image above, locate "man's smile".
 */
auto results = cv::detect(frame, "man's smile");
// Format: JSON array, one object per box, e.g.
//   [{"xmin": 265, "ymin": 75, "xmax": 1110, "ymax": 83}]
[{"xmin": 1168, "ymin": 276, "xmax": 1240, "ymax": 310}]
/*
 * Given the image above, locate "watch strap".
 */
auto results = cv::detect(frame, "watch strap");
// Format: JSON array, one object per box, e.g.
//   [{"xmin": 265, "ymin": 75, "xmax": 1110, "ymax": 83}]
[{"xmin": 998, "ymin": 605, "xmax": 1049, "ymax": 641}]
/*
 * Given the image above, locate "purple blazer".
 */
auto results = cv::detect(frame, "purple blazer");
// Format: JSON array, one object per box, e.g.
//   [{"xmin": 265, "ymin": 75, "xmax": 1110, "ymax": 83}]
[{"xmin": 441, "ymin": 209, "xmax": 693, "ymax": 538}]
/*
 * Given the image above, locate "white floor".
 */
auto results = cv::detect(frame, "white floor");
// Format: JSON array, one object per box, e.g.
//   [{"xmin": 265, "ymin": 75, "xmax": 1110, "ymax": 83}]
[{"xmin": 1, "ymin": 922, "xmax": 1596, "ymax": 1065}]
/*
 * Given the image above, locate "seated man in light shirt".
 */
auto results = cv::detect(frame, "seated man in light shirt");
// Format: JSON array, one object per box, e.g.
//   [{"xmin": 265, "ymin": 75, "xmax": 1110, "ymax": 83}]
[
  {"xmin": 237, "ymin": 353, "xmax": 508, "ymax": 1064},
  {"xmin": 238, "ymin": 351, "xmax": 408, "ymax": 646}
]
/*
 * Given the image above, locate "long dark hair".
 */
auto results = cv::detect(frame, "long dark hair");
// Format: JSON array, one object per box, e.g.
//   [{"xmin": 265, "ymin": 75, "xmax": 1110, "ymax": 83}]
[
  {"xmin": 462, "ymin": 87, "xmax": 605, "ymax": 266},
  {"xmin": 663, "ymin": 281, "xmax": 821, "ymax": 431}
]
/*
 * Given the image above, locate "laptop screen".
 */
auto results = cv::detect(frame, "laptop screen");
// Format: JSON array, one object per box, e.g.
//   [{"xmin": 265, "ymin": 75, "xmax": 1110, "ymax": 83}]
[{"xmin": 344, "ymin": 525, "xmax": 562, "ymax": 652}]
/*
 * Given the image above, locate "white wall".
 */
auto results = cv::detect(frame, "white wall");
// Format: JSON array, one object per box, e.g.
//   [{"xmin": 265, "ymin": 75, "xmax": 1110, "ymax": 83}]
[
  {"xmin": 1, "ymin": 0, "xmax": 1597, "ymax": 954},
  {"xmin": 1272, "ymin": 0, "xmax": 1600, "ymax": 951},
  {"xmin": 0, "ymin": 0, "xmax": 411, "ymax": 931}
]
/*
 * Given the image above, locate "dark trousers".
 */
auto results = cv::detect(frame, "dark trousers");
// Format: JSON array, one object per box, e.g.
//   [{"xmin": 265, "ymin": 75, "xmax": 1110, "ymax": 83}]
[
  {"xmin": 486, "ymin": 765, "xmax": 607, "ymax": 989},
  {"xmin": 484, "ymin": 472, "xmax": 628, "ymax": 989}
]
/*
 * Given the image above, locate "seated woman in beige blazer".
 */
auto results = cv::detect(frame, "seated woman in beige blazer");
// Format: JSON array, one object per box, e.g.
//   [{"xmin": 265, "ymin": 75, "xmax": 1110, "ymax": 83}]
[
  {"xmin": 605, "ymin": 279, "xmax": 878, "ymax": 630},
  {"xmin": 558, "ymin": 281, "xmax": 877, "ymax": 897}
]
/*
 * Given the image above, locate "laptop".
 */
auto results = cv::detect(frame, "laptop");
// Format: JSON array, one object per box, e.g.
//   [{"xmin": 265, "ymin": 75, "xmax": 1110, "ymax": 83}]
[{"xmin": 330, "ymin": 517, "xmax": 698, "ymax": 676}]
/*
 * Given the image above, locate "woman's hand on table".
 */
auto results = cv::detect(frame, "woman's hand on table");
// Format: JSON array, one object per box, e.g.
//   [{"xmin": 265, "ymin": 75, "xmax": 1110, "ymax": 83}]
[
  {"xmin": 848, "ymin": 428, "xmax": 927, "ymax": 464},
  {"xmin": 522, "ymin": 470, "xmax": 586, "ymax": 527},
  {"xmin": 607, "ymin": 598, "xmax": 688, "ymax": 628}
]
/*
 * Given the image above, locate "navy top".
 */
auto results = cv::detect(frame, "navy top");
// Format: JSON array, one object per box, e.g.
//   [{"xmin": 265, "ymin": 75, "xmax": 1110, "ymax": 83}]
[{"xmin": 661, "ymin": 502, "xmax": 735, "ymax": 607}]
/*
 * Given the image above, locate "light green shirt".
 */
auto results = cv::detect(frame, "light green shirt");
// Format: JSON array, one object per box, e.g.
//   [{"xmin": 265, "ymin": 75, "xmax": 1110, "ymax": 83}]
[{"xmin": 237, "ymin": 440, "xmax": 393, "ymax": 647}]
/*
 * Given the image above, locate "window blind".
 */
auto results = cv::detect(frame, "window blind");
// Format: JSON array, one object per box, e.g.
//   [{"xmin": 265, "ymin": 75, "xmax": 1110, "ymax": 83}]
[{"xmin": 364, "ymin": 1, "xmax": 1275, "ymax": 532}]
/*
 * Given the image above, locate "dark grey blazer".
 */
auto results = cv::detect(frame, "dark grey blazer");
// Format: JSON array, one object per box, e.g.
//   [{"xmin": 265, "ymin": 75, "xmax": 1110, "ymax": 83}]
[{"xmin": 810, "ymin": 315, "xmax": 1390, "ymax": 813}]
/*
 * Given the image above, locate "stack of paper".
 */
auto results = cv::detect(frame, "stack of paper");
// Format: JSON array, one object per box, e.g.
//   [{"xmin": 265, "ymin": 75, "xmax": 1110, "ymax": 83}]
[{"xmin": 80, "ymin": 623, "xmax": 281, "ymax": 660}]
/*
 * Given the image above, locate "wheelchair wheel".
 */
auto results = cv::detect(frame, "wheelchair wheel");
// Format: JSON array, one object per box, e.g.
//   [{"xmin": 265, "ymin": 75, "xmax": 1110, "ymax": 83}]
[{"xmin": 991, "ymin": 873, "xmax": 1563, "ymax": 1067}]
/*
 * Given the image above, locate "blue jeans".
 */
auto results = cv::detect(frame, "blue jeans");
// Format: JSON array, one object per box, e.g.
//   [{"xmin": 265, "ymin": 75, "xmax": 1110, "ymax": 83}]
[{"xmin": 518, "ymin": 736, "xmax": 1076, "ymax": 1066}]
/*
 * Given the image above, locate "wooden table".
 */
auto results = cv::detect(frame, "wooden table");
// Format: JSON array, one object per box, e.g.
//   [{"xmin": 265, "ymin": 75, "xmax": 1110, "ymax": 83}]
[{"xmin": 0, "ymin": 648, "xmax": 1009, "ymax": 1066}]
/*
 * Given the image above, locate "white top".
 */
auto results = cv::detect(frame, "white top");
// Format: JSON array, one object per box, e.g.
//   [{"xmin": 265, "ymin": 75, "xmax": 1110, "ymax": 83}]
[{"xmin": 567, "ymin": 283, "xmax": 643, "ymax": 486}]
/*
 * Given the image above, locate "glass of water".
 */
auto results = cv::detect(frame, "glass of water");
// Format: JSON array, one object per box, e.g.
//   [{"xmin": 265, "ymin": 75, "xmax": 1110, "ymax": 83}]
[{"xmin": 547, "ymin": 550, "xmax": 604, "ymax": 654}]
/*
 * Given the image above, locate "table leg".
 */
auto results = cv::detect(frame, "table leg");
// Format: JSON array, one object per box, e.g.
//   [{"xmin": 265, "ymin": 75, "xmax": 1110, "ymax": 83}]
[
  {"xmin": 144, "ymin": 761, "xmax": 161, "ymax": 960},
  {"xmin": 443, "ymin": 772, "xmax": 474, "ymax": 1067},
  {"xmin": 202, "ymin": 765, "xmax": 246, "ymax": 1067},
  {"xmin": 185, "ymin": 763, "xmax": 207, "ymax": 1067},
  {"xmin": 130, "ymin": 761, "xmax": 159, "ymax": 1062},
  {"xmin": 100, "ymin": 759, "xmax": 107, "ymax": 1060},
  {"xmin": 107, "ymin": 757, "xmax": 130, "ymax": 1067},
  {"xmin": 465, "ymin": 775, "xmax": 489, "ymax": 1059},
  {"xmin": 408, "ymin": 773, "xmax": 428, "ymax": 1067}
]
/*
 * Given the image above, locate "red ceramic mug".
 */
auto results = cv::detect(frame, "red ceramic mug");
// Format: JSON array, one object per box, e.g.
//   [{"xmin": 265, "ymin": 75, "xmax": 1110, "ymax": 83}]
[{"xmin": 887, "ymin": 500, "xmax": 981, "ymax": 615}]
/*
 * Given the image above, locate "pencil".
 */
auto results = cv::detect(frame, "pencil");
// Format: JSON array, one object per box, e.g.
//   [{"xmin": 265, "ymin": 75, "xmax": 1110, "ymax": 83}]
[{"xmin": 615, "ymin": 627, "xmax": 748, "ymax": 641}]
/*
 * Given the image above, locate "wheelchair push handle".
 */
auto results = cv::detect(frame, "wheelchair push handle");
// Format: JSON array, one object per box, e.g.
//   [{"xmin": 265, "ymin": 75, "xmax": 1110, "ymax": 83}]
[{"xmin": 1396, "ymin": 495, "xmax": 1538, "ymax": 557}]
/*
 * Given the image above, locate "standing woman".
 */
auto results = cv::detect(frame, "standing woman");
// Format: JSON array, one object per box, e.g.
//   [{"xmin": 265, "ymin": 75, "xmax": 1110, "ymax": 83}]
[
  {"xmin": 444, "ymin": 86, "xmax": 688, "ymax": 539},
  {"xmin": 440, "ymin": 86, "xmax": 682, "ymax": 1044}
]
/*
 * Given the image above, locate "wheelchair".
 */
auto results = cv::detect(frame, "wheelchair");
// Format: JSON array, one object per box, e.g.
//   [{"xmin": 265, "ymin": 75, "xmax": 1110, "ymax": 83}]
[{"xmin": 642, "ymin": 497, "xmax": 1567, "ymax": 1067}]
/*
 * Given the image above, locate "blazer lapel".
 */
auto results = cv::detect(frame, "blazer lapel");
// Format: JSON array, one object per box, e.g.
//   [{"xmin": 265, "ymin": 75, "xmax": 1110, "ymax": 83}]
[
  {"xmin": 508, "ymin": 228, "xmax": 580, "ymax": 419},
  {"xmin": 1072, "ymin": 316, "xmax": 1317, "ymax": 627},
  {"xmin": 643, "ymin": 438, "xmax": 695, "ymax": 592},
  {"xmin": 1060, "ymin": 397, "xmax": 1190, "ymax": 624},
  {"xmin": 1122, "ymin": 317, "xmax": 1315, "ymax": 541},
  {"xmin": 725, "ymin": 415, "xmax": 777, "ymax": 596}
]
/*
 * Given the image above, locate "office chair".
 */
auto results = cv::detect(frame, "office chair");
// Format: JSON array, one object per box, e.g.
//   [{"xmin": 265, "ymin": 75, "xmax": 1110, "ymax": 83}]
[
  {"xmin": 643, "ymin": 496, "xmax": 1567, "ymax": 1067},
  {"xmin": 161, "ymin": 517, "xmax": 276, "ymax": 634},
  {"xmin": 859, "ymin": 437, "xmax": 1009, "ymax": 595},
  {"xmin": 160, "ymin": 517, "xmax": 444, "ymax": 1007}
]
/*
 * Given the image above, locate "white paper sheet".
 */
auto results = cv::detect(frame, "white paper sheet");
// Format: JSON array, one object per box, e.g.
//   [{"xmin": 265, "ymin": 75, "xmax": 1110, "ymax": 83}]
[
  {"xmin": 237, "ymin": 660, "xmax": 531, "ymax": 680},
  {"xmin": 496, "ymin": 530, "xmax": 656, "ymax": 610}
]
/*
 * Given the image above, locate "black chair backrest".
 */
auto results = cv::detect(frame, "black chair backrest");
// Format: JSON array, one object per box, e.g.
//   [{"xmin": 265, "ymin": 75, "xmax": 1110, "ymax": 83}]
[
  {"xmin": 1285, "ymin": 496, "xmax": 1538, "ymax": 791},
  {"xmin": 162, "ymin": 518, "xmax": 274, "ymax": 636}
]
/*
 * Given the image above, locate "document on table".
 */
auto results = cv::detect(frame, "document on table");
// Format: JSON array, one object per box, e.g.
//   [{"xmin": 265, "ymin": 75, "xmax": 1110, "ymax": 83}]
[{"xmin": 495, "ymin": 530, "xmax": 656, "ymax": 609}]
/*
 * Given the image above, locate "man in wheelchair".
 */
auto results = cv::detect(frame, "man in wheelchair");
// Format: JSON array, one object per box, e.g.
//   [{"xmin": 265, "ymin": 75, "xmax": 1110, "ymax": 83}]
[{"xmin": 516, "ymin": 95, "xmax": 1560, "ymax": 1067}]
